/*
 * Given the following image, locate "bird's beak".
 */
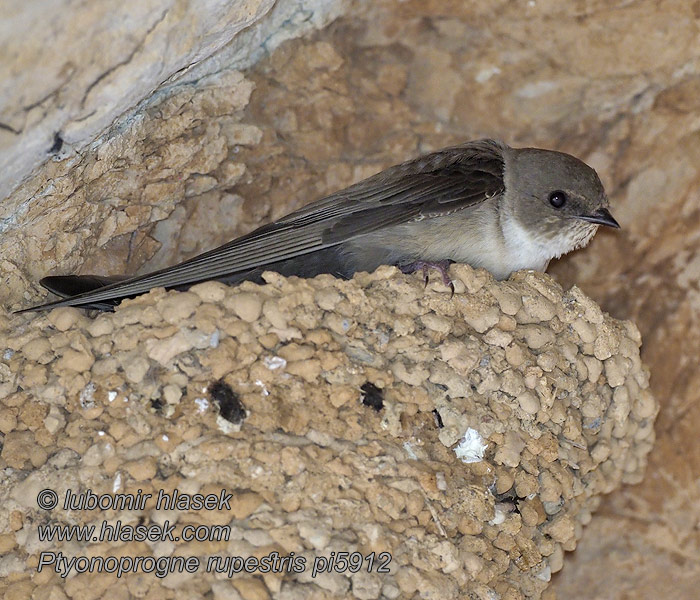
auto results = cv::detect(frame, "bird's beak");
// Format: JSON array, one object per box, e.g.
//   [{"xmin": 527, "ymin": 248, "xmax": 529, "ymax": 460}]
[{"xmin": 578, "ymin": 207, "xmax": 620, "ymax": 229}]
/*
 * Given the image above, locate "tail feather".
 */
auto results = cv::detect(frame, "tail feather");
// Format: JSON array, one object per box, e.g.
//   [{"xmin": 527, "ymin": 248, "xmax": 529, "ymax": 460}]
[
  {"xmin": 40, "ymin": 275, "xmax": 130, "ymax": 299},
  {"xmin": 17, "ymin": 247, "xmax": 352, "ymax": 314},
  {"xmin": 15, "ymin": 275, "xmax": 132, "ymax": 313}
]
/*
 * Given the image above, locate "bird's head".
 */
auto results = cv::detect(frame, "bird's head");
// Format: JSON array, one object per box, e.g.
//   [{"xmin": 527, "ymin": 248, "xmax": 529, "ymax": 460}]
[{"xmin": 503, "ymin": 146, "xmax": 619, "ymax": 258}]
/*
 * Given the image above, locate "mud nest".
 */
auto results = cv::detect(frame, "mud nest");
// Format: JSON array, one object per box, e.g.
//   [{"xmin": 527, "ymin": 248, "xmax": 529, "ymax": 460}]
[{"xmin": 0, "ymin": 265, "xmax": 656, "ymax": 599}]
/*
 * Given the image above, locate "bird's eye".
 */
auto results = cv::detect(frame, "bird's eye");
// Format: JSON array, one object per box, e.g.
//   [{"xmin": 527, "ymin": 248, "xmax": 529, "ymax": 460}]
[{"xmin": 549, "ymin": 190, "xmax": 567, "ymax": 208}]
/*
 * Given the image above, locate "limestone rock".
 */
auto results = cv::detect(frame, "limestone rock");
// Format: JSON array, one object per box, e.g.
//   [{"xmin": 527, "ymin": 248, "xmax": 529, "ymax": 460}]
[{"xmin": 0, "ymin": 0, "xmax": 276, "ymax": 199}]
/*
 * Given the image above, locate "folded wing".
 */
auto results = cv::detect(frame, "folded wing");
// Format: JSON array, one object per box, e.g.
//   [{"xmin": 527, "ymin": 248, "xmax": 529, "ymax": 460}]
[{"xmin": 21, "ymin": 139, "xmax": 505, "ymax": 312}]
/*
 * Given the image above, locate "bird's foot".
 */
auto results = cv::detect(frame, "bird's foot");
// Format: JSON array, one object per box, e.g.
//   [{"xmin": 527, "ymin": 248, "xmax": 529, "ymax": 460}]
[{"xmin": 399, "ymin": 260, "xmax": 455, "ymax": 297}]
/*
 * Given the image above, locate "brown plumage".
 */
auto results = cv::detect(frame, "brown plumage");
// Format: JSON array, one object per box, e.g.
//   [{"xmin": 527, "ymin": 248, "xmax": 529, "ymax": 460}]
[{"xmin": 18, "ymin": 139, "xmax": 618, "ymax": 313}]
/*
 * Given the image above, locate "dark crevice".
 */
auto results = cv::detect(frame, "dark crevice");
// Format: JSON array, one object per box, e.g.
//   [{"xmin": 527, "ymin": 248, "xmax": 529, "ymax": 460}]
[
  {"xmin": 0, "ymin": 122, "xmax": 20, "ymax": 134},
  {"xmin": 360, "ymin": 382, "xmax": 383, "ymax": 411}
]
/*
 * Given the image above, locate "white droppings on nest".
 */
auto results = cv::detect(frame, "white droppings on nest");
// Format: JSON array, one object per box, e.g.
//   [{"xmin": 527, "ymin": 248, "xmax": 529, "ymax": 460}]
[
  {"xmin": 79, "ymin": 382, "xmax": 96, "ymax": 408},
  {"xmin": 454, "ymin": 428, "xmax": 489, "ymax": 464},
  {"xmin": 254, "ymin": 379, "xmax": 270, "ymax": 395},
  {"xmin": 216, "ymin": 415, "xmax": 242, "ymax": 435},
  {"xmin": 263, "ymin": 355, "xmax": 287, "ymax": 370},
  {"xmin": 489, "ymin": 507, "xmax": 507, "ymax": 526}
]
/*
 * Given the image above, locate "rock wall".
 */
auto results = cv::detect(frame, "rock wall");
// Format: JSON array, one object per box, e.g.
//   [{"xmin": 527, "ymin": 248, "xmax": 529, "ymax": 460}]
[
  {"xmin": 0, "ymin": 267, "xmax": 656, "ymax": 599},
  {"xmin": 0, "ymin": 0, "xmax": 345, "ymax": 202},
  {"xmin": 2, "ymin": 0, "xmax": 699, "ymax": 597}
]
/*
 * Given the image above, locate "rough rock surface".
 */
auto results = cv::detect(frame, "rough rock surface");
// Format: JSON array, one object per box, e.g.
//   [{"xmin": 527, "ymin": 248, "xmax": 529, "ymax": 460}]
[
  {"xmin": 0, "ymin": 266, "xmax": 655, "ymax": 599},
  {"xmin": 0, "ymin": 0, "xmax": 345, "ymax": 201},
  {"xmin": 0, "ymin": 0, "xmax": 271, "ymax": 201},
  {"xmin": 2, "ymin": 0, "xmax": 698, "ymax": 596}
]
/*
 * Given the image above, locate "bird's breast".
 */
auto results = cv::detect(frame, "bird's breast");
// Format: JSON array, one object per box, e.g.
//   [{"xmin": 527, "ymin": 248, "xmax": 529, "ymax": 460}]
[{"xmin": 344, "ymin": 205, "xmax": 522, "ymax": 280}]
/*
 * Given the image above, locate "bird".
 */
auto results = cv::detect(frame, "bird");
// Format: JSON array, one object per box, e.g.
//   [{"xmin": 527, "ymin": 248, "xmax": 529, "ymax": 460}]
[{"xmin": 18, "ymin": 139, "xmax": 619, "ymax": 313}]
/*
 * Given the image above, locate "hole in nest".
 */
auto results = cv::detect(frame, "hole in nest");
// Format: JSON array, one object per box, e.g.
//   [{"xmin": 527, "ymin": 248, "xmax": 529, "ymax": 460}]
[
  {"xmin": 360, "ymin": 382, "xmax": 383, "ymax": 411},
  {"xmin": 210, "ymin": 380, "xmax": 247, "ymax": 424}
]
